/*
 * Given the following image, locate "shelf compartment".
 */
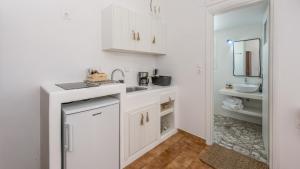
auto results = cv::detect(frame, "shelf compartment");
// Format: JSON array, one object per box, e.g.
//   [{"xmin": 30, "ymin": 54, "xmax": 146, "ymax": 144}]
[
  {"xmin": 221, "ymin": 105, "xmax": 262, "ymax": 117},
  {"xmin": 161, "ymin": 108, "xmax": 174, "ymax": 117},
  {"xmin": 161, "ymin": 127, "xmax": 175, "ymax": 137},
  {"xmin": 160, "ymin": 113, "xmax": 175, "ymax": 136},
  {"xmin": 160, "ymin": 100, "xmax": 174, "ymax": 112}
]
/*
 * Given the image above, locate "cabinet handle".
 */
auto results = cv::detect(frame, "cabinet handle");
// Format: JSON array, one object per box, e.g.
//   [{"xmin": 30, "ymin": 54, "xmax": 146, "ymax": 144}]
[
  {"xmin": 152, "ymin": 36, "xmax": 156, "ymax": 44},
  {"xmin": 146, "ymin": 112, "xmax": 149, "ymax": 122},
  {"xmin": 137, "ymin": 32, "xmax": 140, "ymax": 41},
  {"xmin": 132, "ymin": 30, "xmax": 136, "ymax": 40},
  {"xmin": 64, "ymin": 124, "xmax": 73, "ymax": 152},
  {"xmin": 140, "ymin": 113, "xmax": 144, "ymax": 126}
]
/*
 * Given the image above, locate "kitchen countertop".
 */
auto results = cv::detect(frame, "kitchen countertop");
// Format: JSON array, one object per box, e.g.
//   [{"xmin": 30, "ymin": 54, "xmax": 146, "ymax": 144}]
[
  {"xmin": 42, "ymin": 82, "xmax": 174, "ymax": 95},
  {"xmin": 126, "ymin": 85, "xmax": 176, "ymax": 96},
  {"xmin": 42, "ymin": 82, "xmax": 125, "ymax": 94},
  {"xmin": 40, "ymin": 82, "xmax": 177, "ymax": 169}
]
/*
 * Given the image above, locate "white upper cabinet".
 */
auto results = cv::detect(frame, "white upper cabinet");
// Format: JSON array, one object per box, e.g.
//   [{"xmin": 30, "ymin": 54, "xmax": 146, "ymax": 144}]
[
  {"xmin": 150, "ymin": 17, "xmax": 165, "ymax": 54},
  {"xmin": 134, "ymin": 14, "xmax": 151, "ymax": 52},
  {"xmin": 102, "ymin": 5, "xmax": 166, "ymax": 55}
]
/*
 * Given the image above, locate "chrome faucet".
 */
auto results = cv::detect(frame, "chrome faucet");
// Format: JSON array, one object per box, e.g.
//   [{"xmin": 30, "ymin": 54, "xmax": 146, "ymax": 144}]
[
  {"xmin": 244, "ymin": 77, "xmax": 248, "ymax": 83},
  {"xmin": 111, "ymin": 68, "xmax": 125, "ymax": 83}
]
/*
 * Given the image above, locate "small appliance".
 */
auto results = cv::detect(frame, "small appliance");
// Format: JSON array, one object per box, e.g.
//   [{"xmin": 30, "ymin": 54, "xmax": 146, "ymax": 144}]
[
  {"xmin": 151, "ymin": 69, "xmax": 172, "ymax": 86},
  {"xmin": 151, "ymin": 76, "xmax": 172, "ymax": 86},
  {"xmin": 138, "ymin": 72, "xmax": 149, "ymax": 86},
  {"xmin": 62, "ymin": 96, "xmax": 120, "ymax": 169}
]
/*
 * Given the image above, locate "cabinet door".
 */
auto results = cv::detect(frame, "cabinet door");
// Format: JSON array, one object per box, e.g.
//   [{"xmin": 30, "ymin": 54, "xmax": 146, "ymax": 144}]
[
  {"xmin": 129, "ymin": 111, "xmax": 146, "ymax": 155},
  {"xmin": 64, "ymin": 105, "xmax": 119, "ymax": 169},
  {"xmin": 128, "ymin": 10, "xmax": 136, "ymax": 51},
  {"xmin": 102, "ymin": 5, "xmax": 166, "ymax": 54},
  {"xmin": 129, "ymin": 104, "xmax": 159, "ymax": 156},
  {"xmin": 135, "ymin": 14, "xmax": 151, "ymax": 52},
  {"xmin": 144, "ymin": 105, "xmax": 158, "ymax": 146},
  {"xmin": 150, "ymin": 18, "xmax": 165, "ymax": 53},
  {"xmin": 112, "ymin": 6, "xmax": 130, "ymax": 50}
]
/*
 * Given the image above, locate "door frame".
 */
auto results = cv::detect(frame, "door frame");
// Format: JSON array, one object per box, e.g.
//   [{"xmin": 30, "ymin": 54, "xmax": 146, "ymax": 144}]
[{"xmin": 204, "ymin": 0, "xmax": 277, "ymax": 168}]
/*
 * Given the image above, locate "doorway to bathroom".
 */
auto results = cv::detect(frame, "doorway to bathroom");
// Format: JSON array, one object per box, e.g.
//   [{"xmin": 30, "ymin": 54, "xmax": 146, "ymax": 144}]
[{"xmin": 206, "ymin": 0, "xmax": 271, "ymax": 166}]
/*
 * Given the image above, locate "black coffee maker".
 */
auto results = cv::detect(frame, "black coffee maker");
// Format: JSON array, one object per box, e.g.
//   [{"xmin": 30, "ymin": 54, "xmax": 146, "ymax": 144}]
[{"xmin": 138, "ymin": 72, "xmax": 149, "ymax": 86}]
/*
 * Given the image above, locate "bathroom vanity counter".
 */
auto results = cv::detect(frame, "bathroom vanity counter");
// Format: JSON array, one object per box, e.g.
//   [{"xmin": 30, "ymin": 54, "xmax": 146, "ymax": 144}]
[{"xmin": 219, "ymin": 88, "xmax": 263, "ymax": 100}]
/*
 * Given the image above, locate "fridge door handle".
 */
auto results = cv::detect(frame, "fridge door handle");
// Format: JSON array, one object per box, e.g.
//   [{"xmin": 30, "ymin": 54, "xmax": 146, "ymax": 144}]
[
  {"xmin": 146, "ymin": 112, "xmax": 149, "ymax": 122},
  {"xmin": 64, "ymin": 124, "xmax": 73, "ymax": 152},
  {"xmin": 140, "ymin": 113, "xmax": 144, "ymax": 126}
]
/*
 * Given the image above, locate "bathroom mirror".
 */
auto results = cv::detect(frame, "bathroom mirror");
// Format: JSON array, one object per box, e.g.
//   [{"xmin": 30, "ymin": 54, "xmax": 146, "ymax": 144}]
[{"xmin": 233, "ymin": 38, "xmax": 261, "ymax": 77}]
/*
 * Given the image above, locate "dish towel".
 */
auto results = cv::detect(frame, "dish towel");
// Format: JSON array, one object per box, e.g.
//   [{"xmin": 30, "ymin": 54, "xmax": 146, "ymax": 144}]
[{"xmin": 222, "ymin": 97, "xmax": 244, "ymax": 111}]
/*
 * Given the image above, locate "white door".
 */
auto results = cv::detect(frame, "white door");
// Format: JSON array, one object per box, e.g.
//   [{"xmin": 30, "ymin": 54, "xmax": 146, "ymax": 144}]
[
  {"xmin": 129, "ymin": 111, "xmax": 146, "ymax": 155},
  {"xmin": 64, "ymin": 104, "xmax": 119, "ymax": 169},
  {"xmin": 112, "ymin": 6, "xmax": 130, "ymax": 50},
  {"xmin": 135, "ymin": 13, "xmax": 151, "ymax": 52},
  {"xmin": 144, "ymin": 106, "xmax": 158, "ymax": 146},
  {"xmin": 129, "ymin": 104, "xmax": 159, "ymax": 155},
  {"xmin": 150, "ymin": 18, "xmax": 164, "ymax": 53},
  {"xmin": 128, "ymin": 10, "xmax": 136, "ymax": 51}
]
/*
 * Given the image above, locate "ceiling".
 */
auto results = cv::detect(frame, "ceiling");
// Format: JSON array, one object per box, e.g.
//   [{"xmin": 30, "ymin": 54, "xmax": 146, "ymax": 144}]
[{"xmin": 214, "ymin": 2, "xmax": 267, "ymax": 31}]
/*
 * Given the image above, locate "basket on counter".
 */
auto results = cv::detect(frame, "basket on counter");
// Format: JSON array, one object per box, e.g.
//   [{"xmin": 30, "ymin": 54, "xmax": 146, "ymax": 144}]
[{"xmin": 86, "ymin": 73, "xmax": 108, "ymax": 82}]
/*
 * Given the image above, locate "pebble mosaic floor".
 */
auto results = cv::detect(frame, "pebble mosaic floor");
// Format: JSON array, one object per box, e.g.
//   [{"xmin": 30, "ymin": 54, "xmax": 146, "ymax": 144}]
[{"xmin": 213, "ymin": 114, "xmax": 268, "ymax": 163}]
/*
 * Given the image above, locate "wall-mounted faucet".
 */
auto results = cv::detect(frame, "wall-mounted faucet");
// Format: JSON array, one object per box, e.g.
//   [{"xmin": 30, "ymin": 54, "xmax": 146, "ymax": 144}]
[{"xmin": 111, "ymin": 68, "xmax": 125, "ymax": 83}]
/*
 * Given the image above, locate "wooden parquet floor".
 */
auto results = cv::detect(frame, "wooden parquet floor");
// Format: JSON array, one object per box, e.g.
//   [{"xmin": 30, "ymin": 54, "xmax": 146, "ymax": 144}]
[{"xmin": 125, "ymin": 130, "xmax": 213, "ymax": 169}]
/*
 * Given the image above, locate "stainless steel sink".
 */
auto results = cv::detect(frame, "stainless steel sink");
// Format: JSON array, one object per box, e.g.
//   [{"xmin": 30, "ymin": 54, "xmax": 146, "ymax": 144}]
[{"xmin": 126, "ymin": 86, "xmax": 147, "ymax": 93}]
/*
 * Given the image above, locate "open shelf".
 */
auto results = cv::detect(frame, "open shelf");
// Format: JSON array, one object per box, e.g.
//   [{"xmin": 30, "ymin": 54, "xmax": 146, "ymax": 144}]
[
  {"xmin": 161, "ymin": 100, "xmax": 174, "ymax": 111},
  {"xmin": 161, "ymin": 108, "xmax": 174, "ymax": 117},
  {"xmin": 160, "ymin": 95, "xmax": 175, "ymax": 137},
  {"xmin": 160, "ymin": 109, "xmax": 175, "ymax": 136},
  {"xmin": 161, "ymin": 127, "xmax": 176, "ymax": 138},
  {"xmin": 222, "ymin": 105, "xmax": 262, "ymax": 117},
  {"xmin": 219, "ymin": 88, "xmax": 263, "ymax": 100}
]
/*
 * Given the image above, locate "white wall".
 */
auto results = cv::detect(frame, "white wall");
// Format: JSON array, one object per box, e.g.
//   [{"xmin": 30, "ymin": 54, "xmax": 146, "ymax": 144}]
[
  {"xmin": 1, "ymin": 0, "xmax": 300, "ymax": 168},
  {"xmin": 0, "ymin": 0, "xmax": 158, "ymax": 169},
  {"xmin": 273, "ymin": 0, "xmax": 300, "ymax": 168},
  {"xmin": 157, "ymin": 0, "xmax": 207, "ymax": 138},
  {"xmin": 214, "ymin": 24, "xmax": 263, "ymax": 123}
]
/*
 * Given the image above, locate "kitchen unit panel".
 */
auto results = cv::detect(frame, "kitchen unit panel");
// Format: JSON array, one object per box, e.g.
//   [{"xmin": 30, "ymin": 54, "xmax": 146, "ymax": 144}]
[
  {"xmin": 63, "ymin": 98, "xmax": 119, "ymax": 169},
  {"xmin": 129, "ymin": 104, "xmax": 158, "ymax": 155}
]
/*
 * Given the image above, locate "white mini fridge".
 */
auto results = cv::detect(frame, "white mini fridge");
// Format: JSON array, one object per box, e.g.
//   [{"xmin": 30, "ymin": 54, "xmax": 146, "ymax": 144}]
[{"xmin": 62, "ymin": 96, "xmax": 120, "ymax": 169}]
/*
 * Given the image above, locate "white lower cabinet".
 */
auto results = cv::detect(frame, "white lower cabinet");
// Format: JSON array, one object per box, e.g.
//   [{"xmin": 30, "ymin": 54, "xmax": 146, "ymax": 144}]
[
  {"xmin": 124, "ymin": 88, "xmax": 177, "ymax": 167},
  {"xmin": 129, "ymin": 104, "xmax": 158, "ymax": 156}
]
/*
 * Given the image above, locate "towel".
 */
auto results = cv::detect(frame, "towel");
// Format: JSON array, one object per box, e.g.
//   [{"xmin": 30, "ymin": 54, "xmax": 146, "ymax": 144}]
[
  {"xmin": 222, "ymin": 97, "xmax": 244, "ymax": 110},
  {"xmin": 224, "ymin": 97, "xmax": 242, "ymax": 105},
  {"xmin": 222, "ymin": 101, "xmax": 244, "ymax": 110}
]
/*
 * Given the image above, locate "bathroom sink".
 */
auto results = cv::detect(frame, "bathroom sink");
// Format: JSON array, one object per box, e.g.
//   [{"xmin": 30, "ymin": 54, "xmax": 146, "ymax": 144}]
[
  {"xmin": 126, "ymin": 86, "xmax": 147, "ymax": 93},
  {"xmin": 233, "ymin": 84, "xmax": 259, "ymax": 93}
]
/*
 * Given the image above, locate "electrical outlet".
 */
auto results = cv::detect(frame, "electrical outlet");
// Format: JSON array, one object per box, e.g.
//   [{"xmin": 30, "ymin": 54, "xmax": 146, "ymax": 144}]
[
  {"xmin": 196, "ymin": 64, "xmax": 202, "ymax": 75},
  {"xmin": 63, "ymin": 10, "xmax": 71, "ymax": 20}
]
